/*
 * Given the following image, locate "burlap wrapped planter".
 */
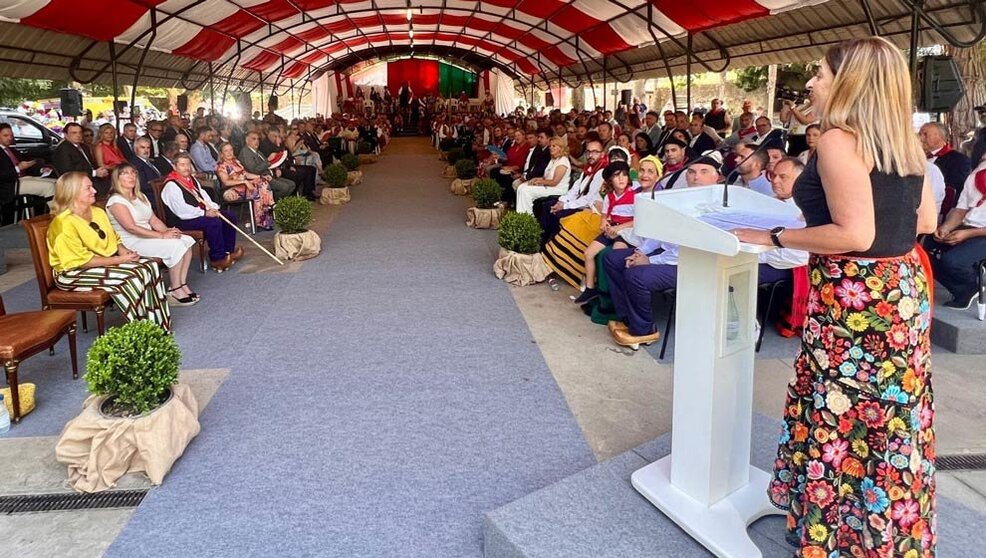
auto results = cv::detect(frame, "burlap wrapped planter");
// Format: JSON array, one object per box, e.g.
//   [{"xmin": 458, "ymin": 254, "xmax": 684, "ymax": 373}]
[
  {"xmin": 55, "ymin": 383, "xmax": 200, "ymax": 493},
  {"xmin": 358, "ymin": 154, "xmax": 378, "ymax": 165},
  {"xmin": 274, "ymin": 230, "xmax": 321, "ymax": 261},
  {"xmin": 320, "ymin": 186, "xmax": 350, "ymax": 205},
  {"xmin": 466, "ymin": 206, "xmax": 506, "ymax": 229},
  {"xmin": 493, "ymin": 248, "xmax": 551, "ymax": 286},
  {"xmin": 438, "ymin": 151, "xmax": 447, "ymax": 161},
  {"xmin": 442, "ymin": 165, "xmax": 457, "ymax": 178},
  {"xmin": 346, "ymin": 170, "xmax": 363, "ymax": 186},
  {"xmin": 450, "ymin": 178, "xmax": 475, "ymax": 196}
]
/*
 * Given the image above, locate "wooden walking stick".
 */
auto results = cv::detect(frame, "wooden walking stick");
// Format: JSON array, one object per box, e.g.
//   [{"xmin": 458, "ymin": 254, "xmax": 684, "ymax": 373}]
[
  {"xmin": 178, "ymin": 175, "xmax": 286, "ymax": 266},
  {"xmin": 214, "ymin": 210, "xmax": 285, "ymax": 266}
]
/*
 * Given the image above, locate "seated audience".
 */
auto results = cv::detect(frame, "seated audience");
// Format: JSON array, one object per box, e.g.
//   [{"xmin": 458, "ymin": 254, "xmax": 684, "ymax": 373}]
[
  {"xmin": 160, "ymin": 153, "xmax": 241, "ymax": 272},
  {"xmin": 259, "ymin": 129, "xmax": 317, "ymax": 200},
  {"xmin": 574, "ymin": 161, "xmax": 637, "ymax": 304},
  {"xmin": 53, "ymin": 123, "xmax": 109, "ymax": 194},
  {"xmin": 93, "ymin": 124, "xmax": 127, "ymax": 171},
  {"xmin": 189, "ymin": 126, "xmax": 219, "ymax": 178},
  {"xmin": 239, "ymin": 131, "xmax": 296, "ymax": 200},
  {"xmin": 105, "ymin": 164, "xmax": 198, "ymax": 307},
  {"xmin": 796, "ymin": 123, "xmax": 821, "ymax": 164},
  {"xmin": 215, "ymin": 142, "xmax": 275, "ymax": 231},
  {"xmin": 537, "ymin": 139, "xmax": 607, "ymax": 248},
  {"xmin": 515, "ymin": 137, "xmax": 571, "ymax": 215},
  {"xmin": 1, "ymin": 122, "xmax": 55, "ymax": 222},
  {"xmin": 46, "ymin": 172, "xmax": 171, "ymax": 329},
  {"xmin": 723, "ymin": 112, "xmax": 758, "ymax": 149},
  {"xmin": 930, "ymin": 167, "xmax": 986, "ymax": 308},
  {"xmin": 131, "ymin": 137, "xmax": 163, "ymax": 207},
  {"xmin": 657, "ymin": 138, "xmax": 691, "ymax": 190},
  {"xmin": 117, "ymin": 123, "xmax": 138, "ymax": 162}
]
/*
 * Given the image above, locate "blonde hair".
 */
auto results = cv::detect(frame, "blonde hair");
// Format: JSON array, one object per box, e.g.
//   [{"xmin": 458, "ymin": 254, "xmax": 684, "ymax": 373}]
[
  {"xmin": 52, "ymin": 172, "xmax": 91, "ymax": 213},
  {"xmin": 548, "ymin": 136, "xmax": 569, "ymax": 158},
  {"xmin": 821, "ymin": 37, "xmax": 926, "ymax": 177},
  {"xmin": 110, "ymin": 163, "xmax": 149, "ymax": 205}
]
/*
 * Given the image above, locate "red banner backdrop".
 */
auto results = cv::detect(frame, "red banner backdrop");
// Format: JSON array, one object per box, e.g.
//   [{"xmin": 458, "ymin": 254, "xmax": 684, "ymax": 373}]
[{"xmin": 387, "ymin": 59, "xmax": 440, "ymax": 98}]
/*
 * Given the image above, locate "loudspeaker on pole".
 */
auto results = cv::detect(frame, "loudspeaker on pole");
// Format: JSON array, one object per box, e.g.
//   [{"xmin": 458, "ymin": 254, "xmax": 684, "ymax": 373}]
[
  {"xmin": 268, "ymin": 94, "xmax": 279, "ymax": 111},
  {"xmin": 60, "ymin": 88, "xmax": 83, "ymax": 117},
  {"xmin": 917, "ymin": 56, "xmax": 964, "ymax": 113},
  {"xmin": 620, "ymin": 89, "xmax": 633, "ymax": 106},
  {"xmin": 177, "ymin": 93, "xmax": 189, "ymax": 113}
]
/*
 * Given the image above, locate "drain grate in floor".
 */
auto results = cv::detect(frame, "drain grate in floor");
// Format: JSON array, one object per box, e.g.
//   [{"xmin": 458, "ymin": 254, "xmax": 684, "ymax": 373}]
[
  {"xmin": 0, "ymin": 490, "xmax": 148, "ymax": 514},
  {"xmin": 937, "ymin": 454, "xmax": 986, "ymax": 471}
]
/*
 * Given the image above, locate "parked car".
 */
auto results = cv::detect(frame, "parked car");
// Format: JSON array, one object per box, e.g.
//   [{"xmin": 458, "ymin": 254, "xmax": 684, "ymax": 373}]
[{"xmin": 0, "ymin": 110, "xmax": 62, "ymax": 163}]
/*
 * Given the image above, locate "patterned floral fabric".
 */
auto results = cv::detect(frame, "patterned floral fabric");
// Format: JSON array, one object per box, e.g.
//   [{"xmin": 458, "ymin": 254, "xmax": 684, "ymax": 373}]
[
  {"xmin": 217, "ymin": 160, "xmax": 275, "ymax": 230},
  {"xmin": 769, "ymin": 251, "xmax": 936, "ymax": 558}
]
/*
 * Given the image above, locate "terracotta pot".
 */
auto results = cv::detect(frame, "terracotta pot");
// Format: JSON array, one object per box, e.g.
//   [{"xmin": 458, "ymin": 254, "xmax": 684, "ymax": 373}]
[{"xmin": 465, "ymin": 205, "xmax": 506, "ymax": 229}]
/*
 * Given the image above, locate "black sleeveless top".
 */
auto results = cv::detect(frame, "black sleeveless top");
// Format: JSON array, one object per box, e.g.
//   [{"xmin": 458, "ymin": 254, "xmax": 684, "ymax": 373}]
[{"xmin": 793, "ymin": 154, "xmax": 923, "ymax": 258}]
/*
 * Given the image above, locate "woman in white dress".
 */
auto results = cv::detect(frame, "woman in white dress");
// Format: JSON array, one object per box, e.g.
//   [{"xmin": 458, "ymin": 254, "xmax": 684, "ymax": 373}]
[
  {"xmin": 105, "ymin": 164, "xmax": 199, "ymax": 307},
  {"xmin": 515, "ymin": 137, "xmax": 572, "ymax": 215}
]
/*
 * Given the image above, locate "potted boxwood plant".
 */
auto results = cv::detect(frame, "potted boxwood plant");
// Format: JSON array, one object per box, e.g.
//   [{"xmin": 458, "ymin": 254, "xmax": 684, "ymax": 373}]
[
  {"xmin": 341, "ymin": 153, "xmax": 363, "ymax": 186},
  {"xmin": 493, "ymin": 212, "xmax": 552, "ymax": 286},
  {"xmin": 357, "ymin": 141, "xmax": 377, "ymax": 164},
  {"xmin": 443, "ymin": 147, "xmax": 464, "ymax": 178},
  {"xmin": 466, "ymin": 178, "xmax": 505, "ymax": 229},
  {"xmin": 273, "ymin": 195, "xmax": 321, "ymax": 260},
  {"xmin": 55, "ymin": 320, "xmax": 200, "ymax": 493},
  {"xmin": 320, "ymin": 163, "xmax": 350, "ymax": 206},
  {"xmin": 451, "ymin": 158, "xmax": 477, "ymax": 196}
]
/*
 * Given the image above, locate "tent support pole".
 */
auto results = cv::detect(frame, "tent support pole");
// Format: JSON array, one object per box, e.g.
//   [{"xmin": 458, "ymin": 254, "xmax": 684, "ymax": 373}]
[{"xmin": 109, "ymin": 42, "xmax": 121, "ymax": 132}]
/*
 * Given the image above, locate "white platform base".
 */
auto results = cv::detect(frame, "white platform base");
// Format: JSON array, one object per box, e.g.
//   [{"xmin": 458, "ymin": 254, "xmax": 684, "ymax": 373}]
[{"xmin": 631, "ymin": 456, "xmax": 784, "ymax": 558}]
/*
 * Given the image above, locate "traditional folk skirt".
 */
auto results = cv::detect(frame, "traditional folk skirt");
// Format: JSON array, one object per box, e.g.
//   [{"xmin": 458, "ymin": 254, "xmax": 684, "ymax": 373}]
[
  {"xmin": 542, "ymin": 210, "xmax": 602, "ymax": 289},
  {"xmin": 769, "ymin": 251, "xmax": 936, "ymax": 558},
  {"xmin": 54, "ymin": 258, "xmax": 171, "ymax": 330}
]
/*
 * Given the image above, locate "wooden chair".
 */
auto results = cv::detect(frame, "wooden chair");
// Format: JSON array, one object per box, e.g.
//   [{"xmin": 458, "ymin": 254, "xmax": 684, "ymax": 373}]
[
  {"xmin": 22, "ymin": 214, "xmax": 112, "ymax": 335},
  {"xmin": 0, "ymin": 295, "xmax": 79, "ymax": 423},
  {"xmin": 149, "ymin": 178, "xmax": 209, "ymax": 273}
]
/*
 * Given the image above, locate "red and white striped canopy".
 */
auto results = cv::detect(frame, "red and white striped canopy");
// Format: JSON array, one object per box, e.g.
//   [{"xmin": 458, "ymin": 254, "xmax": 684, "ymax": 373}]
[{"xmin": 0, "ymin": 0, "xmax": 830, "ymax": 80}]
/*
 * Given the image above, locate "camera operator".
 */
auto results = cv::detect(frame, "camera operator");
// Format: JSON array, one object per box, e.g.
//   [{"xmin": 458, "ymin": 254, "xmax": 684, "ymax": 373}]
[{"xmin": 779, "ymin": 91, "xmax": 816, "ymax": 156}]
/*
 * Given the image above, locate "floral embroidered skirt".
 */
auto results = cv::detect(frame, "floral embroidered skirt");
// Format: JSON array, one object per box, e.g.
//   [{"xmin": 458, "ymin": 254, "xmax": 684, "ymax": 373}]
[{"xmin": 769, "ymin": 251, "xmax": 936, "ymax": 558}]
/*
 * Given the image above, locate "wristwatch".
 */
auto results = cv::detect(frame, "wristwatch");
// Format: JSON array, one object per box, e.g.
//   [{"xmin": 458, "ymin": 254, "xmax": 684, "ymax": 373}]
[{"xmin": 769, "ymin": 226, "xmax": 786, "ymax": 248}]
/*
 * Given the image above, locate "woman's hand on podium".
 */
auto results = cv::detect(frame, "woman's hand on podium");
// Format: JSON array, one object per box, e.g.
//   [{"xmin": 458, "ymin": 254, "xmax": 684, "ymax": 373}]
[{"xmin": 731, "ymin": 228, "xmax": 770, "ymax": 246}]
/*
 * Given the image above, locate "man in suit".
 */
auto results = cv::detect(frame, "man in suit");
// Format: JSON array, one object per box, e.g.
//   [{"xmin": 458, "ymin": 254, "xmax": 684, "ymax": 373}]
[
  {"xmin": 687, "ymin": 113, "xmax": 719, "ymax": 155},
  {"xmin": 1, "ymin": 123, "xmax": 56, "ymax": 223},
  {"xmin": 117, "ymin": 122, "xmax": 138, "ymax": 162},
  {"xmin": 921, "ymin": 122, "xmax": 972, "ymax": 195},
  {"xmin": 239, "ymin": 131, "xmax": 295, "ymax": 199},
  {"xmin": 153, "ymin": 141, "xmax": 179, "ymax": 176},
  {"xmin": 258, "ymin": 129, "xmax": 317, "ymax": 200},
  {"xmin": 189, "ymin": 126, "xmax": 218, "ymax": 177},
  {"xmin": 161, "ymin": 114, "xmax": 192, "ymax": 145},
  {"xmin": 52, "ymin": 122, "xmax": 110, "ymax": 195},
  {"xmin": 142, "ymin": 120, "xmax": 165, "ymax": 158},
  {"xmin": 132, "ymin": 137, "xmax": 163, "ymax": 208}
]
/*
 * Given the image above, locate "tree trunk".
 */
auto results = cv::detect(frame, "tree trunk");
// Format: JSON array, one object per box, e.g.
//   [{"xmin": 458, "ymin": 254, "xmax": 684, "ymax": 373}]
[{"xmin": 944, "ymin": 44, "xmax": 986, "ymax": 153}]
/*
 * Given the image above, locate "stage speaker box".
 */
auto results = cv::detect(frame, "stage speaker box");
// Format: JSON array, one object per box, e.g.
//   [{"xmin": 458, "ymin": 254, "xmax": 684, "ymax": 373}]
[
  {"xmin": 545, "ymin": 91, "xmax": 555, "ymax": 107},
  {"xmin": 60, "ymin": 88, "xmax": 83, "ymax": 116},
  {"xmin": 268, "ymin": 94, "xmax": 278, "ymax": 110},
  {"xmin": 620, "ymin": 89, "xmax": 633, "ymax": 106},
  {"xmin": 177, "ymin": 93, "xmax": 189, "ymax": 113},
  {"xmin": 918, "ymin": 56, "xmax": 964, "ymax": 113}
]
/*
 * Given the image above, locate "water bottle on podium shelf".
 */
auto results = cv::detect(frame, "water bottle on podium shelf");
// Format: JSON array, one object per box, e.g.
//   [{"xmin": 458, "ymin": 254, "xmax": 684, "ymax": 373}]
[
  {"xmin": 0, "ymin": 394, "xmax": 10, "ymax": 434},
  {"xmin": 726, "ymin": 286, "xmax": 740, "ymax": 341}
]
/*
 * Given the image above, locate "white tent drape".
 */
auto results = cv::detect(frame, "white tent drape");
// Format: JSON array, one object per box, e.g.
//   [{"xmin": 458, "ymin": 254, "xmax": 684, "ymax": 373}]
[
  {"xmin": 311, "ymin": 73, "xmax": 334, "ymax": 117},
  {"xmin": 492, "ymin": 69, "xmax": 515, "ymax": 116}
]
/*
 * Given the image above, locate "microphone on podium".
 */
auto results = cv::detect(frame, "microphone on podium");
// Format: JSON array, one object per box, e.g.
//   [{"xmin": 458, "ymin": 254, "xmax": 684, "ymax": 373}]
[{"xmin": 722, "ymin": 128, "xmax": 785, "ymax": 208}]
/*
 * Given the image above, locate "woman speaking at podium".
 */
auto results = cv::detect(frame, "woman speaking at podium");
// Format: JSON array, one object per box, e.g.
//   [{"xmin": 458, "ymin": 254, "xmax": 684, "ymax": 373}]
[{"xmin": 733, "ymin": 37, "xmax": 939, "ymax": 557}]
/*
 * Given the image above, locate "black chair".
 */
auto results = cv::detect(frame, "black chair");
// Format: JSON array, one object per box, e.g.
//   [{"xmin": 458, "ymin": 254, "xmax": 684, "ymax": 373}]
[
  {"xmin": 650, "ymin": 289, "xmax": 676, "ymax": 360},
  {"xmin": 756, "ymin": 278, "xmax": 792, "ymax": 352},
  {"xmin": 220, "ymin": 197, "xmax": 256, "ymax": 235},
  {"xmin": 978, "ymin": 260, "xmax": 986, "ymax": 321}
]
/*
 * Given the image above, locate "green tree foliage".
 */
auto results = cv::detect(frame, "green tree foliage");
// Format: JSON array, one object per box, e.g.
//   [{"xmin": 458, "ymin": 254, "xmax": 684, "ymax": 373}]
[
  {"xmin": 733, "ymin": 64, "xmax": 816, "ymax": 93},
  {"xmin": 0, "ymin": 78, "xmax": 67, "ymax": 107}
]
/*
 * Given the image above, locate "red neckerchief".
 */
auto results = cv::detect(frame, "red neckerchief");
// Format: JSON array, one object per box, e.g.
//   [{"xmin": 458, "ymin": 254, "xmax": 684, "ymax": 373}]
[
  {"xmin": 930, "ymin": 143, "xmax": 953, "ymax": 160},
  {"xmin": 975, "ymin": 168, "xmax": 986, "ymax": 207},
  {"xmin": 738, "ymin": 126, "xmax": 757, "ymax": 138},
  {"xmin": 664, "ymin": 158, "xmax": 687, "ymax": 174},
  {"xmin": 166, "ymin": 171, "xmax": 206, "ymax": 210},
  {"xmin": 583, "ymin": 153, "xmax": 610, "ymax": 178}
]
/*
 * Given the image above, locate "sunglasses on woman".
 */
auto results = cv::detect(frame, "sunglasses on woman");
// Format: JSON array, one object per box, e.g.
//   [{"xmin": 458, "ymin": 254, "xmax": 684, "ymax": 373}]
[{"xmin": 89, "ymin": 221, "xmax": 106, "ymax": 240}]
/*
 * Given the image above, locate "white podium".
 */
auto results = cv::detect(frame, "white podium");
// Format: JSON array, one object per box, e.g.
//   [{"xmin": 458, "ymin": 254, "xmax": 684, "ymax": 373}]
[{"xmin": 630, "ymin": 185, "xmax": 800, "ymax": 558}]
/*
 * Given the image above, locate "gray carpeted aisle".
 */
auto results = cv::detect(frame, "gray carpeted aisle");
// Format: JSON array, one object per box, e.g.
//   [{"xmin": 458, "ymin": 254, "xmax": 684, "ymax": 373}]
[{"xmin": 103, "ymin": 138, "xmax": 596, "ymax": 557}]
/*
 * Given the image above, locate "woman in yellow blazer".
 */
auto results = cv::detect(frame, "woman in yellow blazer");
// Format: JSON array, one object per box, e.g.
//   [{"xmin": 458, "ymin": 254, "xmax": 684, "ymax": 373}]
[{"xmin": 47, "ymin": 172, "xmax": 171, "ymax": 329}]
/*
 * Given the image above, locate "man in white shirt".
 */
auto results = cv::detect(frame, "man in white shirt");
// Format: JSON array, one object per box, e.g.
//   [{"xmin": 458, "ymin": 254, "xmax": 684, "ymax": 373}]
[
  {"xmin": 189, "ymin": 126, "xmax": 218, "ymax": 177},
  {"xmin": 603, "ymin": 152, "xmax": 808, "ymax": 347},
  {"xmin": 160, "ymin": 153, "xmax": 239, "ymax": 270},
  {"xmin": 537, "ymin": 139, "xmax": 606, "ymax": 246},
  {"xmin": 931, "ymin": 167, "xmax": 986, "ymax": 308},
  {"xmin": 731, "ymin": 141, "xmax": 774, "ymax": 197}
]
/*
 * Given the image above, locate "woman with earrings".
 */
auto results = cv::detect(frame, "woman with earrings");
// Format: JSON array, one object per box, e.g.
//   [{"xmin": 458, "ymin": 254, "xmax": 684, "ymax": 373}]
[{"xmin": 46, "ymin": 171, "xmax": 171, "ymax": 329}]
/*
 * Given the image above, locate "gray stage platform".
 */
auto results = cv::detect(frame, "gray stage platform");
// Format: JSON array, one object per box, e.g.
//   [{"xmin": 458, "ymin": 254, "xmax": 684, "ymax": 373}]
[
  {"xmin": 931, "ymin": 289, "xmax": 986, "ymax": 354},
  {"xmin": 484, "ymin": 414, "xmax": 985, "ymax": 558}
]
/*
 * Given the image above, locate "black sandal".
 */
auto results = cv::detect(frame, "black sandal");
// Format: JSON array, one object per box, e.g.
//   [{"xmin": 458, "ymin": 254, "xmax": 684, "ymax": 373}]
[
  {"xmin": 167, "ymin": 288, "xmax": 197, "ymax": 307},
  {"xmin": 179, "ymin": 284, "xmax": 201, "ymax": 301}
]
